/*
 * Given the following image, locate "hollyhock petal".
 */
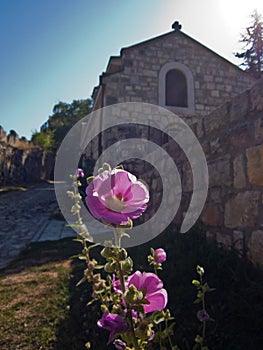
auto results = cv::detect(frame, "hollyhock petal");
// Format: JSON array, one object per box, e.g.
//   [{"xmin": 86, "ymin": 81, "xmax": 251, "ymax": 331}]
[
  {"xmin": 128, "ymin": 270, "xmax": 143, "ymax": 290},
  {"xmin": 113, "ymin": 339, "xmax": 127, "ymax": 350},
  {"xmin": 140, "ymin": 272, "xmax": 163, "ymax": 294},
  {"xmin": 144, "ymin": 289, "xmax": 168, "ymax": 313},
  {"xmin": 97, "ymin": 313, "xmax": 128, "ymax": 343},
  {"xmin": 123, "ymin": 204, "xmax": 148, "ymax": 218},
  {"xmin": 112, "ymin": 170, "xmax": 137, "ymax": 194},
  {"xmin": 127, "ymin": 182, "xmax": 150, "ymax": 204}
]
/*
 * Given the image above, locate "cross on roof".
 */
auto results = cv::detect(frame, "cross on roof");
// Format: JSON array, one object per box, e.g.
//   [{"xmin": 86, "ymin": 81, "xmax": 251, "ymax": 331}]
[{"xmin": 172, "ymin": 21, "xmax": 182, "ymax": 31}]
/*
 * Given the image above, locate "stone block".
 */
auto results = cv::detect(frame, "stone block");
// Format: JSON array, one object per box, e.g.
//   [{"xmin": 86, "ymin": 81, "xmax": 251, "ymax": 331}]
[
  {"xmin": 201, "ymin": 204, "xmax": 222, "ymax": 226},
  {"xmin": 254, "ymin": 118, "xmax": 263, "ymax": 145},
  {"xmin": 233, "ymin": 230, "xmax": 244, "ymax": 254},
  {"xmin": 208, "ymin": 158, "xmax": 231, "ymax": 187},
  {"xmin": 248, "ymin": 230, "xmax": 263, "ymax": 267},
  {"xmin": 203, "ymin": 105, "xmax": 228, "ymax": 134},
  {"xmin": 233, "ymin": 154, "xmax": 246, "ymax": 188},
  {"xmin": 224, "ymin": 191, "xmax": 260, "ymax": 228},
  {"xmin": 216, "ymin": 231, "xmax": 232, "ymax": 249},
  {"xmin": 246, "ymin": 144, "xmax": 263, "ymax": 186}
]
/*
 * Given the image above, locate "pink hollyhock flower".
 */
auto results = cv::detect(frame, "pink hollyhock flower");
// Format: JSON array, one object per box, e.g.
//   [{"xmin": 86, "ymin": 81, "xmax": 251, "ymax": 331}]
[
  {"xmin": 85, "ymin": 168, "xmax": 149, "ymax": 225},
  {"xmin": 153, "ymin": 248, "xmax": 167, "ymax": 263},
  {"xmin": 76, "ymin": 168, "xmax": 84, "ymax": 177},
  {"xmin": 114, "ymin": 271, "xmax": 168, "ymax": 313},
  {"xmin": 97, "ymin": 312, "xmax": 128, "ymax": 343}
]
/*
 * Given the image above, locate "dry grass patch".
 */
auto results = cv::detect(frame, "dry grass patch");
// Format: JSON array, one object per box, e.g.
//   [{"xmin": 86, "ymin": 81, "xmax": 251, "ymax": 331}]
[{"xmin": 0, "ymin": 248, "xmax": 73, "ymax": 349}]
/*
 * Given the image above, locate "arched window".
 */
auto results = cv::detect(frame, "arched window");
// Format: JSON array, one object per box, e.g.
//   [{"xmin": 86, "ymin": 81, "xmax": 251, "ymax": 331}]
[
  {"xmin": 159, "ymin": 62, "xmax": 195, "ymax": 115},
  {"xmin": 165, "ymin": 69, "xmax": 187, "ymax": 107}
]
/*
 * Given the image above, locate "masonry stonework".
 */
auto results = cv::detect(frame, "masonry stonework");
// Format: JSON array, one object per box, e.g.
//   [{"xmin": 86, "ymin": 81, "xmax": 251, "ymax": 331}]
[{"xmin": 84, "ymin": 24, "xmax": 263, "ymax": 267}]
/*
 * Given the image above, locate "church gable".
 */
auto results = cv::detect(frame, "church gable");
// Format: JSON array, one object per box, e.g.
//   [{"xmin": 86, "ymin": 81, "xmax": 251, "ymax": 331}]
[{"xmin": 94, "ymin": 21, "xmax": 256, "ymax": 116}]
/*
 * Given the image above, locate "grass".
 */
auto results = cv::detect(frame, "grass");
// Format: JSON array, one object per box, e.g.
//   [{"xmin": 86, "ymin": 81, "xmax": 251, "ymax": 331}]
[
  {"xmin": 0, "ymin": 239, "xmax": 84, "ymax": 350},
  {"xmin": 0, "ymin": 227, "xmax": 262, "ymax": 349}
]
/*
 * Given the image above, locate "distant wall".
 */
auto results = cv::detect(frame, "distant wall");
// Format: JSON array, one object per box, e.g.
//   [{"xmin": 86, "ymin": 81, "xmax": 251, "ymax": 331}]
[{"xmin": 0, "ymin": 128, "xmax": 54, "ymax": 186}]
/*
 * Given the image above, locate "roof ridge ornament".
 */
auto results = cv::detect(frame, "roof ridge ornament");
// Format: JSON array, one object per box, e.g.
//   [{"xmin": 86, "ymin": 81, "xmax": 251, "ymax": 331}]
[{"xmin": 172, "ymin": 21, "xmax": 182, "ymax": 31}]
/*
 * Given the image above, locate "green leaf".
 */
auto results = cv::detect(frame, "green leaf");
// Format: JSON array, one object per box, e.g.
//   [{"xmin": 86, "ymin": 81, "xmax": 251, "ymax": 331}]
[
  {"xmin": 193, "ymin": 298, "xmax": 202, "ymax": 304},
  {"xmin": 76, "ymin": 276, "xmax": 87, "ymax": 287}
]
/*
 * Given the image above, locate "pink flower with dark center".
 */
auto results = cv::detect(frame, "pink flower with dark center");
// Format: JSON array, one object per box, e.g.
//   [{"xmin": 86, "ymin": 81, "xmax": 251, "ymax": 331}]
[
  {"xmin": 153, "ymin": 248, "xmax": 167, "ymax": 263},
  {"xmin": 85, "ymin": 169, "xmax": 149, "ymax": 225},
  {"xmin": 114, "ymin": 271, "xmax": 168, "ymax": 313},
  {"xmin": 97, "ymin": 312, "xmax": 128, "ymax": 343},
  {"xmin": 76, "ymin": 168, "xmax": 84, "ymax": 177}
]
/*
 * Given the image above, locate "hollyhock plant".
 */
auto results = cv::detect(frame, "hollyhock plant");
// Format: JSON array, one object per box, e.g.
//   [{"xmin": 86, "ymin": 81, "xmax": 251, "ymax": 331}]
[
  {"xmin": 153, "ymin": 248, "xmax": 167, "ymax": 264},
  {"xmin": 97, "ymin": 312, "xmax": 128, "ymax": 343},
  {"xmin": 85, "ymin": 168, "xmax": 149, "ymax": 225},
  {"xmin": 67, "ymin": 164, "xmax": 214, "ymax": 349},
  {"xmin": 114, "ymin": 270, "xmax": 168, "ymax": 313}
]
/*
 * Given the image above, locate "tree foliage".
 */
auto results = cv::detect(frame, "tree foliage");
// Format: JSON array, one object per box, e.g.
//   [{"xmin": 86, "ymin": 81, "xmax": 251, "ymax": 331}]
[
  {"xmin": 31, "ymin": 98, "xmax": 93, "ymax": 150},
  {"xmin": 235, "ymin": 9, "xmax": 263, "ymax": 78}
]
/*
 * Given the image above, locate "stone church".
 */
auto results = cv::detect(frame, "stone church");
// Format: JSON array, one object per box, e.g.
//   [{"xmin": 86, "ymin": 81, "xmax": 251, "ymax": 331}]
[
  {"xmin": 86, "ymin": 21, "xmax": 263, "ymax": 267},
  {"xmin": 92, "ymin": 21, "xmax": 255, "ymax": 115}
]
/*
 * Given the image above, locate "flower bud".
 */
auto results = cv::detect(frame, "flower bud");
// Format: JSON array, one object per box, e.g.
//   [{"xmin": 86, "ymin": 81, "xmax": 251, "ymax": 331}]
[
  {"xmin": 197, "ymin": 309, "xmax": 210, "ymax": 322},
  {"xmin": 196, "ymin": 265, "xmax": 205, "ymax": 276},
  {"xmin": 101, "ymin": 247, "xmax": 117, "ymax": 259},
  {"xmin": 104, "ymin": 262, "xmax": 116, "ymax": 273},
  {"xmin": 76, "ymin": 168, "xmax": 84, "ymax": 177},
  {"xmin": 195, "ymin": 334, "xmax": 203, "ymax": 344},
  {"xmin": 87, "ymin": 261, "xmax": 95, "ymax": 270},
  {"xmin": 153, "ymin": 248, "xmax": 167, "ymax": 264},
  {"xmin": 116, "ymin": 248, "xmax": 128, "ymax": 261},
  {"xmin": 124, "ymin": 285, "xmax": 144, "ymax": 304},
  {"xmin": 121, "ymin": 257, "xmax": 133, "ymax": 273},
  {"xmin": 192, "ymin": 279, "xmax": 200, "ymax": 287},
  {"xmin": 93, "ymin": 273, "xmax": 101, "ymax": 283},
  {"xmin": 101, "ymin": 304, "xmax": 108, "ymax": 313},
  {"xmin": 135, "ymin": 319, "xmax": 153, "ymax": 340}
]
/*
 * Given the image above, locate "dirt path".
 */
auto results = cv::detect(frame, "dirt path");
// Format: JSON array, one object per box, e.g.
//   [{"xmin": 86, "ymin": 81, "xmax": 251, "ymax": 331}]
[{"xmin": 0, "ymin": 182, "xmax": 58, "ymax": 268}]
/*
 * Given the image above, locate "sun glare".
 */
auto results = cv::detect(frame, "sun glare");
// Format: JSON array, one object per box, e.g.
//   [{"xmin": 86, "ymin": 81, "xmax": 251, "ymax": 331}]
[{"xmin": 219, "ymin": 0, "xmax": 263, "ymax": 34}]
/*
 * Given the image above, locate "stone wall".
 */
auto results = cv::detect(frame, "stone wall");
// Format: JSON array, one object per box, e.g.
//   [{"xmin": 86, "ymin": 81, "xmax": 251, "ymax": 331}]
[
  {"xmin": 198, "ymin": 79, "xmax": 263, "ymax": 267},
  {"xmin": 0, "ymin": 127, "xmax": 54, "ymax": 186},
  {"xmin": 83, "ymin": 79, "xmax": 263, "ymax": 267},
  {"xmin": 122, "ymin": 79, "xmax": 263, "ymax": 267}
]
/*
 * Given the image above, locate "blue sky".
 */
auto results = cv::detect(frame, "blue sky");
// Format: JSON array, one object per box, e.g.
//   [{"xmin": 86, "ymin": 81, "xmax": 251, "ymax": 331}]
[{"xmin": 0, "ymin": 0, "xmax": 262, "ymax": 139}]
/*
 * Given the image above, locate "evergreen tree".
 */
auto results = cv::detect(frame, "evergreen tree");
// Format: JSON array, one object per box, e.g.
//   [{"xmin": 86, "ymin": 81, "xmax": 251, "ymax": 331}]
[{"xmin": 235, "ymin": 9, "xmax": 263, "ymax": 78}]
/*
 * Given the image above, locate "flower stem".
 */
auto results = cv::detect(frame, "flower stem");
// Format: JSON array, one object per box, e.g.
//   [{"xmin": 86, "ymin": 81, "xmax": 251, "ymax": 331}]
[
  {"xmin": 116, "ymin": 251, "xmax": 140, "ymax": 350},
  {"xmin": 200, "ymin": 275, "xmax": 206, "ymax": 348},
  {"xmin": 113, "ymin": 227, "xmax": 122, "ymax": 248},
  {"xmin": 165, "ymin": 318, "xmax": 174, "ymax": 350},
  {"xmin": 127, "ymin": 308, "xmax": 140, "ymax": 350}
]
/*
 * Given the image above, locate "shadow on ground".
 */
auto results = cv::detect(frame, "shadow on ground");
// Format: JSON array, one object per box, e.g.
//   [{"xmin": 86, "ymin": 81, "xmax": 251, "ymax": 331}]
[{"xmin": 1, "ymin": 226, "xmax": 263, "ymax": 350}]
